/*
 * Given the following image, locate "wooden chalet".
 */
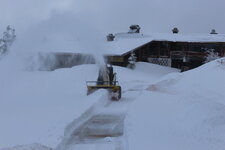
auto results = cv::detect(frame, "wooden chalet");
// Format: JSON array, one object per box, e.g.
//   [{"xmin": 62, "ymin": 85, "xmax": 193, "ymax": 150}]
[
  {"xmin": 36, "ymin": 26, "xmax": 225, "ymax": 71},
  {"xmin": 105, "ymin": 33, "xmax": 225, "ymax": 71}
]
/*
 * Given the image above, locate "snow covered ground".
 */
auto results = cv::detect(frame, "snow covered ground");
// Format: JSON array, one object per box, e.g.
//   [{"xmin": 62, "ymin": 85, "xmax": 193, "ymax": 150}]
[
  {"xmin": 126, "ymin": 59, "xmax": 225, "ymax": 150},
  {"xmin": 0, "ymin": 63, "xmax": 105, "ymax": 148},
  {"xmin": 1, "ymin": 59, "xmax": 225, "ymax": 150}
]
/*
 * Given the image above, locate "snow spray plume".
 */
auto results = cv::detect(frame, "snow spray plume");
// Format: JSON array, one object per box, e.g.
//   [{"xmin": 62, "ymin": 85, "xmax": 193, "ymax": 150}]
[{"xmin": 7, "ymin": 12, "xmax": 107, "ymax": 71}]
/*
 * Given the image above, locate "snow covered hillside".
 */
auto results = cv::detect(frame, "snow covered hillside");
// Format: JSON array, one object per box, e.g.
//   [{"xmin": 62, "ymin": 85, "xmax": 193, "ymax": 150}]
[
  {"xmin": 1, "ymin": 59, "xmax": 225, "ymax": 150},
  {"xmin": 127, "ymin": 58, "xmax": 225, "ymax": 150}
]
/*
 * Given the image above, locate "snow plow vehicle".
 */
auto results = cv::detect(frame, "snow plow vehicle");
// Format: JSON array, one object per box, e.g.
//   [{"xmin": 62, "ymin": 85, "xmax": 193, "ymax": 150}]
[{"xmin": 86, "ymin": 65, "xmax": 122, "ymax": 100}]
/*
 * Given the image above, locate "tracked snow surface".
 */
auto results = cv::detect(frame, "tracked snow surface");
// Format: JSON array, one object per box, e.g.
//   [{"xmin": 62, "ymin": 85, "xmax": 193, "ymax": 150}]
[{"xmin": 1, "ymin": 59, "xmax": 225, "ymax": 150}]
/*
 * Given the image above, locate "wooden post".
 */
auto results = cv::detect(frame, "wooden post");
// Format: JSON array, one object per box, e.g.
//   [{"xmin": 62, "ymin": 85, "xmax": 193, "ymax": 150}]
[
  {"xmin": 219, "ymin": 43, "xmax": 224, "ymax": 57},
  {"xmin": 157, "ymin": 42, "xmax": 160, "ymax": 57}
]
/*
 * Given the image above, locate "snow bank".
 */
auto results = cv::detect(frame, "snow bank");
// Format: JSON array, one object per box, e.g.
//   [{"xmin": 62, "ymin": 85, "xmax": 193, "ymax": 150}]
[
  {"xmin": 0, "ymin": 64, "xmax": 108, "ymax": 148},
  {"xmin": 0, "ymin": 144, "xmax": 52, "ymax": 150},
  {"xmin": 114, "ymin": 62, "xmax": 179, "ymax": 92},
  {"xmin": 0, "ymin": 61, "xmax": 178, "ymax": 150},
  {"xmin": 56, "ymin": 90, "xmax": 109, "ymax": 150},
  {"xmin": 126, "ymin": 58, "xmax": 225, "ymax": 150}
]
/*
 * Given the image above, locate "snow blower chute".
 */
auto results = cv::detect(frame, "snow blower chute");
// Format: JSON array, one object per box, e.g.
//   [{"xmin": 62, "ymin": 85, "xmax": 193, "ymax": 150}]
[{"xmin": 86, "ymin": 65, "xmax": 121, "ymax": 100}]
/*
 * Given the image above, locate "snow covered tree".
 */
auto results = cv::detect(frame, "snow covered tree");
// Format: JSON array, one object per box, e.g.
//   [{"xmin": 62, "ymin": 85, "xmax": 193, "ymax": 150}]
[
  {"xmin": 0, "ymin": 39, "xmax": 6, "ymax": 54},
  {"xmin": 128, "ymin": 52, "xmax": 137, "ymax": 69},
  {"xmin": 204, "ymin": 48, "xmax": 220, "ymax": 63},
  {"xmin": 0, "ymin": 25, "xmax": 16, "ymax": 58}
]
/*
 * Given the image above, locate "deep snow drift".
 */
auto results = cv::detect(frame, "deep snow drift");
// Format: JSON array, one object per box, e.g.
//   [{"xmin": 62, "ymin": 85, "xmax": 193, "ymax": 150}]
[
  {"xmin": 126, "ymin": 58, "xmax": 225, "ymax": 150},
  {"xmin": 1, "ymin": 59, "xmax": 225, "ymax": 150},
  {"xmin": 0, "ymin": 64, "xmax": 103, "ymax": 148},
  {"xmin": 0, "ymin": 62, "xmax": 178, "ymax": 149}
]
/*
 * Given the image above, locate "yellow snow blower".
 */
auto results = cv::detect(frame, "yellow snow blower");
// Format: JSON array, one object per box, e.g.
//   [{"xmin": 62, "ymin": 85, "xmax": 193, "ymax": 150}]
[{"xmin": 86, "ymin": 65, "xmax": 122, "ymax": 100}]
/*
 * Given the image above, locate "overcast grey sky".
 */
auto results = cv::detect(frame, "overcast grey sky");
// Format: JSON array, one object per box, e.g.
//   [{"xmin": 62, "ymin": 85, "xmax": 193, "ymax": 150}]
[{"xmin": 0, "ymin": 0, "xmax": 225, "ymax": 35}]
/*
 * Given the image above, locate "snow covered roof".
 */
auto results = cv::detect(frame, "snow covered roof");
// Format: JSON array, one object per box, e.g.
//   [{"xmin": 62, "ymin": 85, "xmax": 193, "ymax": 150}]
[
  {"xmin": 104, "ymin": 33, "xmax": 225, "ymax": 55},
  {"xmin": 31, "ymin": 32, "xmax": 225, "ymax": 56}
]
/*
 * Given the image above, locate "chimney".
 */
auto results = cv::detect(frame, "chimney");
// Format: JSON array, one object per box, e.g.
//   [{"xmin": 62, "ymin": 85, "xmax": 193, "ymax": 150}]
[
  {"xmin": 128, "ymin": 25, "xmax": 141, "ymax": 33},
  {"xmin": 106, "ymin": 33, "xmax": 115, "ymax": 41},
  {"xmin": 210, "ymin": 29, "xmax": 218, "ymax": 34},
  {"xmin": 172, "ymin": 27, "xmax": 179, "ymax": 34}
]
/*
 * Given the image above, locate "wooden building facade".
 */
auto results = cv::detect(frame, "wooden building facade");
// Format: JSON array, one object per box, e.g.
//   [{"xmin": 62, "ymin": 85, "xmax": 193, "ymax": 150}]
[
  {"xmin": 108, "ymin": 41, "xmax": 225, "ymax": 71},
  {"xmin": 38, "ymin": 35, "xmax": 225, "ymax": 71}
]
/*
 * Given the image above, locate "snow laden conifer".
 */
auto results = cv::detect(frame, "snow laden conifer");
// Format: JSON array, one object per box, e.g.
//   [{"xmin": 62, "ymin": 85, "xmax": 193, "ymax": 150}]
[
  {"xmin": 0, "ymin": 25, "xmax": 16, "ymax": 58},
  {"xmin": 204, "ymin": 48, "xmax": 220, "ymax": 63},
  {"xmin": 128, "ymin": 52, "xmax": 137, "ymax": 69}
]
